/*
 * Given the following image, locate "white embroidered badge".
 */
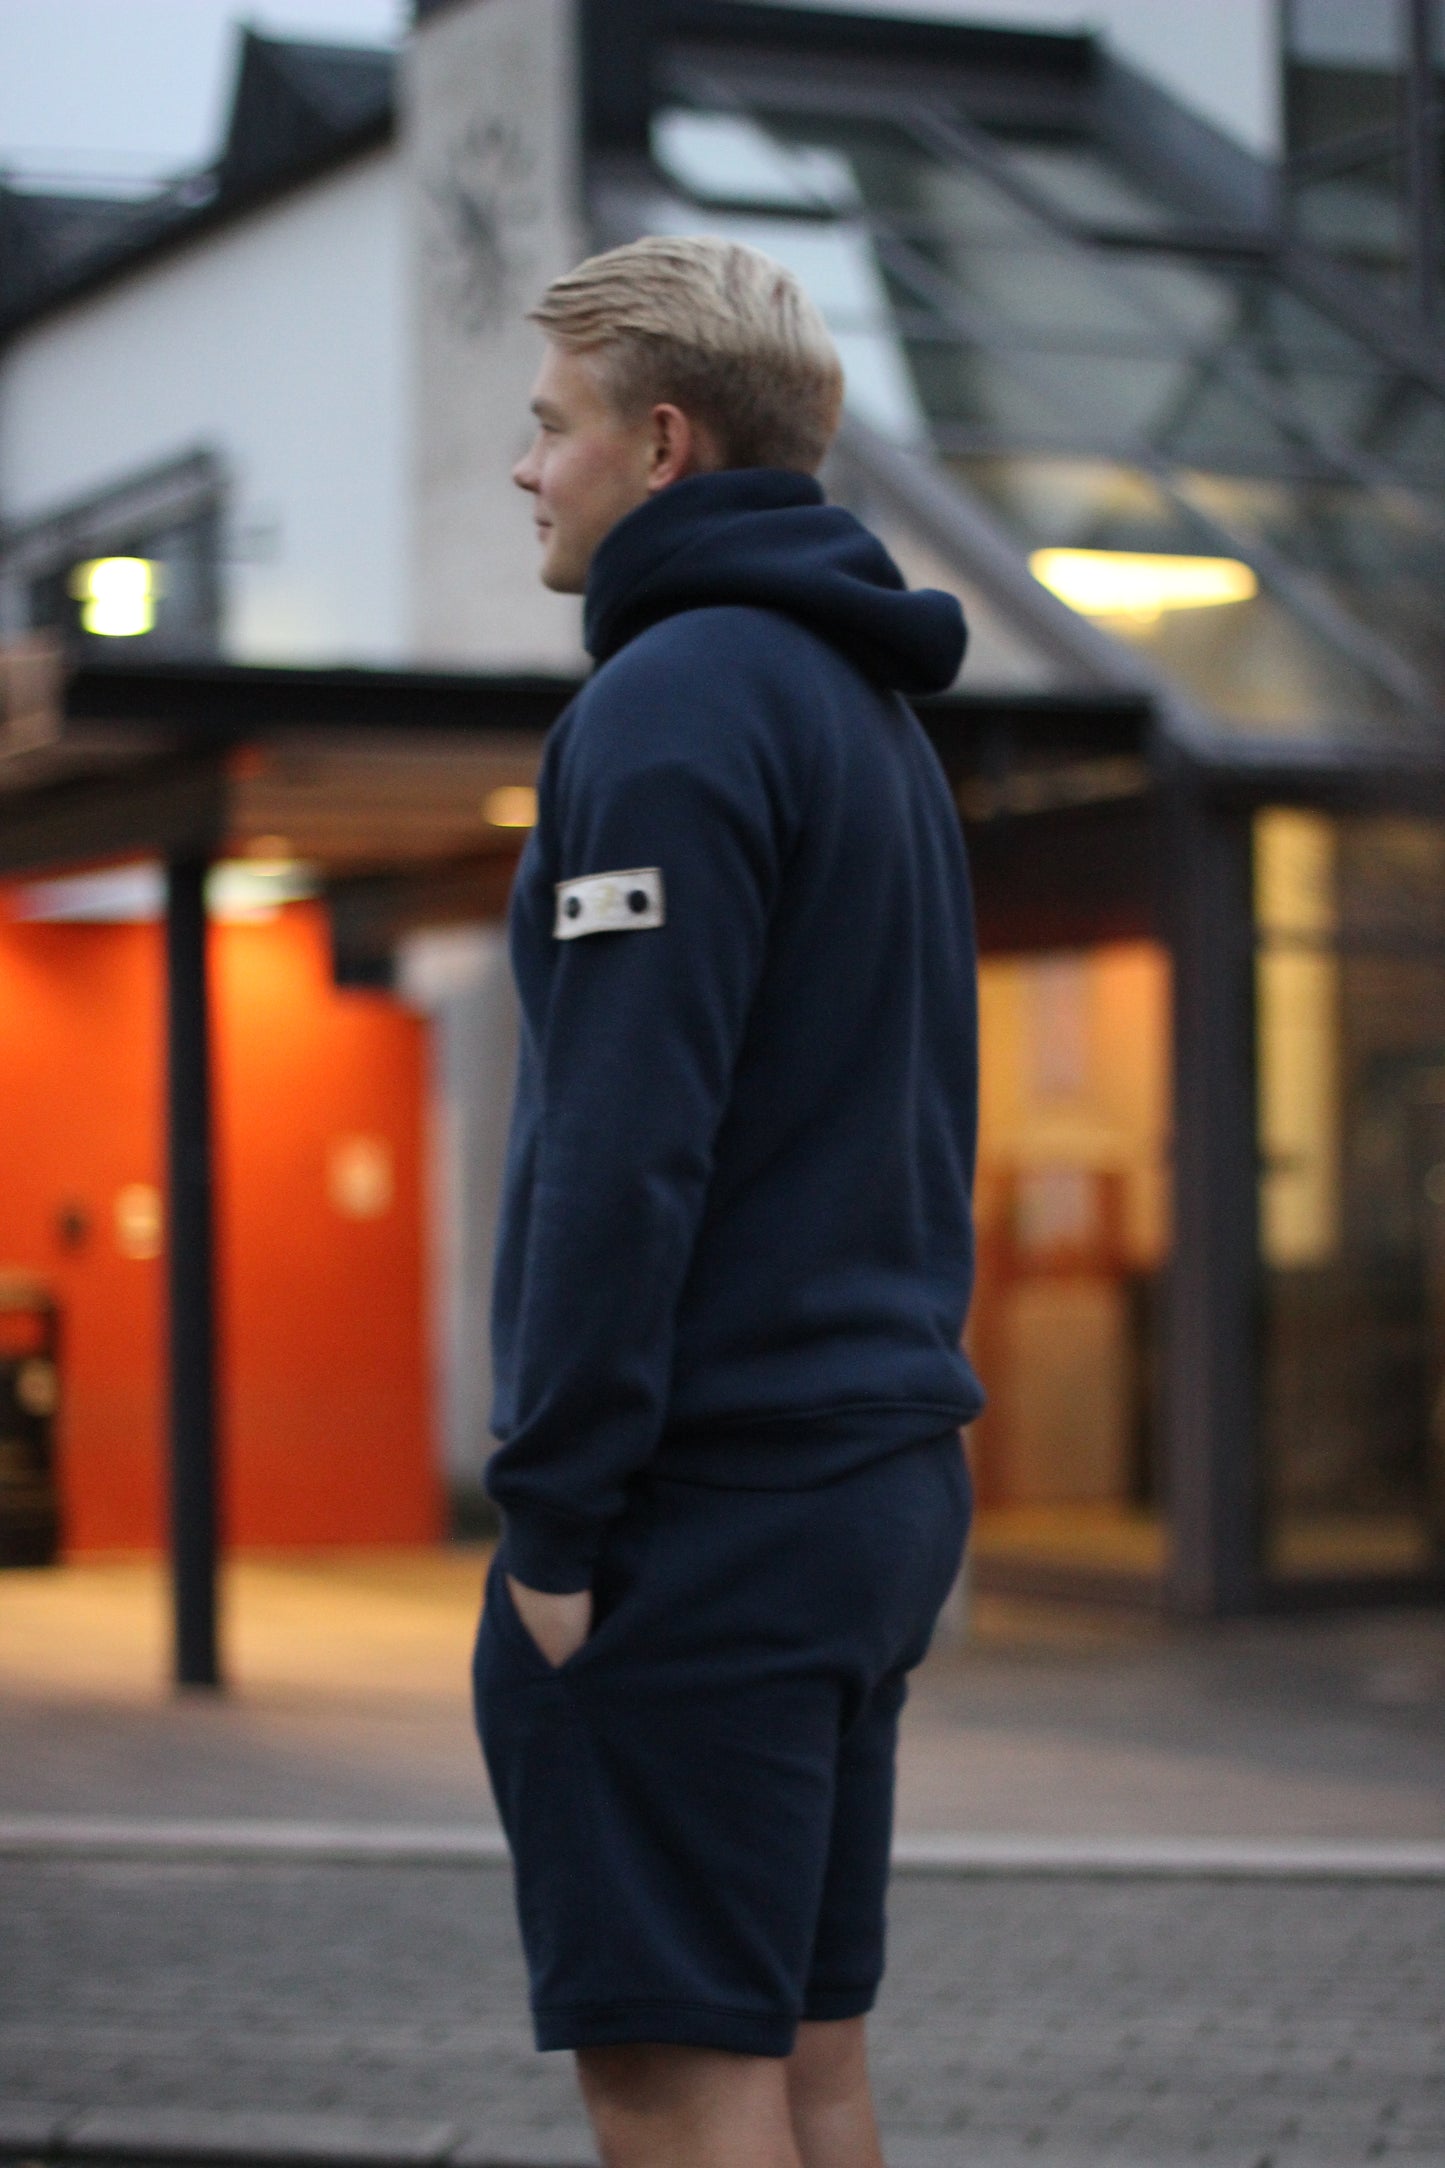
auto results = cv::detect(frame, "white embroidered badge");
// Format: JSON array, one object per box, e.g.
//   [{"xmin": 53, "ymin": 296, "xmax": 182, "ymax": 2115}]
[{"xmin": 554, "ymin": 867, "xmax": 666, "ymax": 940}]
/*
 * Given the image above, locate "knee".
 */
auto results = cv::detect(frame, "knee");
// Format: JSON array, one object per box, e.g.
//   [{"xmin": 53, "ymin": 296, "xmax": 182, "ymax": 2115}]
[{"xmin": 577, "ymin": 2042, "xmax": 795, "ymax": 2168}]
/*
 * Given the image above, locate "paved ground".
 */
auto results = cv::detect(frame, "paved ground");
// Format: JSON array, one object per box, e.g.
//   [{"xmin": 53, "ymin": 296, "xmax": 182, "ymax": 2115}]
[
  {"xmin": 2, "ymin": 1554, "xmax": 1444, "ymax": 2167},
  {"xmin": 3, "ymin": 1554, "xmax": 1444, "ymax": 1840},
  {"xmin": 4, "ymin": 1852, "xmax": 1443, "ymax": 2168}
]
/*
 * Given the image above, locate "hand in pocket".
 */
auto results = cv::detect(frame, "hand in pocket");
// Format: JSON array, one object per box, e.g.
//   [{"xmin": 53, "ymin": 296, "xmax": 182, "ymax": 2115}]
[{"xmin": 506, "ymin": 1575, "xmax": 594, "ymax": 1667}]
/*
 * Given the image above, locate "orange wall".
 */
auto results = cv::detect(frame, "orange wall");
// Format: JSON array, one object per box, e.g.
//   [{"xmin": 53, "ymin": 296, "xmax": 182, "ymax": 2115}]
[
  {"xmin": 0, "ymin": 894, "xmax": 439, "ymax": 1552},
  {"xmin": 0, "ymin": 912, "xmax": 166, "ymax": 1548}
]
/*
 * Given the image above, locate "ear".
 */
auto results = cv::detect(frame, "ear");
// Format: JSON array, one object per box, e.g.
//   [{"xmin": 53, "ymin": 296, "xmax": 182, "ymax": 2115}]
[{"xmin": 645, "ymin": 403, "xmax": 721, "ymax": 492}]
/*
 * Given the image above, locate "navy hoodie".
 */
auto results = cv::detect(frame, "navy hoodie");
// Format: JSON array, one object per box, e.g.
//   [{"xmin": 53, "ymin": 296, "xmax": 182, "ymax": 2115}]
[{"xmin": 487, "ymin": 468, "xmax": 984, "ymax": 1591}]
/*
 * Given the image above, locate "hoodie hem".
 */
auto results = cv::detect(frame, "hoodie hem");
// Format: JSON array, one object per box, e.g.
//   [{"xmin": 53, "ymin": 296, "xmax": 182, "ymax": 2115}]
[{"xmin": 654, "ymin": 1397, "xmax": 980, "ymax": 1490}]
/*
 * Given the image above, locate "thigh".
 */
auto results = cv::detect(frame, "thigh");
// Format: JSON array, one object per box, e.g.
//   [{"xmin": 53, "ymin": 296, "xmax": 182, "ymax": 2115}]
[
  {"xmin": 801, "ymin": 1664, "xmax": 906, "ymax": 2019},
  {"xmin": 472, "ymin": 1497, "xmax": 846, "ymax": 2056},
  {"xmin": 801, "ymin": 1435, "xmax": 973, "ymax": 2017},
  {"xmin": 472, "ymin": 1441, "xmax": 971, "ymax": 2054}
]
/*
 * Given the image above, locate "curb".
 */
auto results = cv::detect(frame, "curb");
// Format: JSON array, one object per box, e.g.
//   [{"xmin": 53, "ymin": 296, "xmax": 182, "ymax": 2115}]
[
  {"xmin": 0, "ymin": 1819, "xmax": 512, "ymax": 1867},
  {"xmin": 3, "ymin": 1817, "xmax": 1444, "ymax": 1878},
  {"xmin": 5, "ymin": 2110, "xmax": 1441, "ymax": 2168},
  {"xmin": 889, "ymin": 1831, "xmax": 1445, "ymax": 1877},
  {"xmin": 0, "ymin": 2107, "xmax": 593, "ymax": 2168}
]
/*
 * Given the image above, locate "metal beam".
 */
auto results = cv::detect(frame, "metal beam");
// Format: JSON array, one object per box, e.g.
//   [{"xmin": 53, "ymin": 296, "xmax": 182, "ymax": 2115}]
[
  {"xmin": 61, "ymin": 660, "xmax": 579, "ymax": 740},
  {"xmin": 0, "ymin": 755, "xmax": 227, "ymax": 878},
  {"xmin": 1162, "ymin": 788, "xmax": 1260, "ymax": 1616},
  {"xmin": 165, "ymin": 857, "xmax": 221, "ymax": 1690},
  {"xmin": 1404, "ymin": 0, "xmax": 1443, "ymax": 325}
]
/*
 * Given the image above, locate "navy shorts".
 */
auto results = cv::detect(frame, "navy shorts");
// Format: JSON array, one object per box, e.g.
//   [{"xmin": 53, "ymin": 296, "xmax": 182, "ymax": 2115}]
[{"xmin": 471, "ymin": 1432, "xmax": 971, "ymax": 2057}]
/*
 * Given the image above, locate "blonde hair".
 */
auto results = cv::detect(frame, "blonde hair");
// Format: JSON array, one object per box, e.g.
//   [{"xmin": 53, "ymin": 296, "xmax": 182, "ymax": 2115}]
[{"xmin": 530, "ymin": 236, "xmax": 845, "ymax": 473}]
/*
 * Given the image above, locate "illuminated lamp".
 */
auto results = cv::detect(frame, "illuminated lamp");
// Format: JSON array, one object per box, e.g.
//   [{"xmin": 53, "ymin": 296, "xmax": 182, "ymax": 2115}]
[
  {"xmin": 1029, "ymin": 548, "xmax": 1258, "ymax": 623},
  {"xmin": 485, "ymin": 785, "xmax": 538, "ymax": 828},
  {"xmin": 70, "ymin": 556, "xmax": 159, "ymax": 637}
]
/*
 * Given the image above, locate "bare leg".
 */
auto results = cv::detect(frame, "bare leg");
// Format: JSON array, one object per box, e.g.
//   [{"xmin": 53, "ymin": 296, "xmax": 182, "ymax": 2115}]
[
  {"xmin": 786, "ymin": 2017, "xmax": 886, "ymax": 2168},
  {"xmin": 576, "ymin": 2042, "xmax": 802, "ymax": 2168}
]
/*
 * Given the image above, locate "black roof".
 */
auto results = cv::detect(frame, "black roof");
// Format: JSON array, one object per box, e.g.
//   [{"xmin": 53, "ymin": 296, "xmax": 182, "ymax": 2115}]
[{"xmin": 0, "ymin": 29, "xmax": 395, "ymax": 340}]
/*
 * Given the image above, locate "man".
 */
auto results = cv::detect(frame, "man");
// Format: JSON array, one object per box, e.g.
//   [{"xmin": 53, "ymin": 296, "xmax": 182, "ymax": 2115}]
[{"xmin": 473, "ymin": 235, "xmax": 983, "ymax": 2168}]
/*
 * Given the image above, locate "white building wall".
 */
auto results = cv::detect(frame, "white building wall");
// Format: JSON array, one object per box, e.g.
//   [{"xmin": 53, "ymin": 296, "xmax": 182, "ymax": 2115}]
[
  {"xmin": 404, "ymin": 0, "xmax": 587, "ymax": 670},
  {"xmin": 0, "ymin": 145, "xmax": 410, "ymax": 665}
]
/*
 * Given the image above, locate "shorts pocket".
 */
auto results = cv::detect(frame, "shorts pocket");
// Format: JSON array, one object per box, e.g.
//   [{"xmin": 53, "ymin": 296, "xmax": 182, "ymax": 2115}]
[
  {"xmin": 487, "ymin": 1557, "xmax": 573, "ymax": 1677},
  {"xmin": 488, "ymin": 1489, "xmax": 661, "ymax": 1680}
]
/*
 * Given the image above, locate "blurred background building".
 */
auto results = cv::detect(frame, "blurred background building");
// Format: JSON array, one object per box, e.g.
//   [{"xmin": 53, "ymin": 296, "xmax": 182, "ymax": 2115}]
[{"xmin": 0, "ymin": 0, "xmax": 1442, "ymax": 1621}]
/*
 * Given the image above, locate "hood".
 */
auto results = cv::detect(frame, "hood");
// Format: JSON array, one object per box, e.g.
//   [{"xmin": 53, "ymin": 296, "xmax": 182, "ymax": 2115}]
[{"xmin": 583, "ymin": 469, "xmax": 966, "ymax": 697}]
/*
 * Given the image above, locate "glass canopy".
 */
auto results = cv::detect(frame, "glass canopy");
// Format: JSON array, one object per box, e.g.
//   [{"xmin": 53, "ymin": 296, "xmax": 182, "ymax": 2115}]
[{"xmin": 644, "ymin": 83, "xmax": 1445, "ymax": 751}]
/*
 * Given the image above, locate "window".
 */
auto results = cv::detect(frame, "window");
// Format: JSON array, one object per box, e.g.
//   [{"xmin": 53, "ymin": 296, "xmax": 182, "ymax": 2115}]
[
  {"xmin": 1, "ymin": 450, "xmax": 223, "ymax": 660},
  {"xmin": 1256, "ymin": 808, "xmax": 1445, "ymax": 1583},
  {"xmin": 1283, "ymin": 0, "xmax": 1444, "ymax": 318},
  {"xmin": 644, "ymin": 78, "xmax": 1445, "ymax": 747}
]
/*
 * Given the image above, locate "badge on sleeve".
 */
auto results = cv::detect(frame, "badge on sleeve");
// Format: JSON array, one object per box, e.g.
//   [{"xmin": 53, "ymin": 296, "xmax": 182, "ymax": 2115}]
[{"xmin": 554, "ymin": 866, "xmax": 666, "ymax": 940}]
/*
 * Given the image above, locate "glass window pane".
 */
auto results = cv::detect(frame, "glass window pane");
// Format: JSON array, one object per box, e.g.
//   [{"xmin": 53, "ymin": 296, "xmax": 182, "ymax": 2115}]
[
  {"xmin": 905, "ymin": 337, "xmax": 1071, "ymax": 441},
  {"xmin": 1371, "ymin": 382, "xmax": 1445, "ymax": 490},
  {"xmin": 28, "ymin": 509, "xmax": 220, "ymax": 660},
  {"xmin": 651, "ymin": 108, "xmax": 858, "ymax": 211},
  {"xmin": 1256, "ymin": 808, "xmax": 1445, "ymax": 1585},
  {"xmin": 1291, "ymin": 157, "xmax": 1409, "ymax": 289},
  {"xmin": 1217, "ymin": 273, "xmax": 1388, "ymax": 368},
  {"xmin": 969, "ymin": 943, "xmax": 1172, "ymax": 1591},
  {"xmin": 1255, "ymin": 366, "xmax": 1391, "ymax": 445},
  {"xmin": 1099, "ymin": 258, "xmax": 1436, "ymax": 491},
  {"xmin": 1289, "ymin": 0, "xmax": 1402, "ymax": 68},
  {"xmin": 951, "ymin": 455, "xmax": 1415, "ymax": 739},
  {"xmin": 903, "ymin": 230, "xmax": 1166, "ymax": 341},
  {"xmin": 1177, "ymin": 471, "xmax": 1445, "ymax": 689},
  {"xmin": 915, "ymin": 341, "xmax": 1197, "ymax": 445},
  {"xmin": 1334, "ymin": 816, "xmax": 1445, "ymax": 946},
  {"xmin": 1096, "ymin": 256, "xmax": 1241, "ymax": 344},
  {"xmin": 996, "ymin": 141, "xmax": 1177, "ymax": 234},
  {"xmin": 1148, "ymin": 367, "xmax": 1324, "ymax": 471},
  {"xmin": 759, "ymin": 107, "xmax": 1043, "ymax": 239},
  {"xmin": 657, "ymin": 92, "xmax": 1440, "ymax": 749}
]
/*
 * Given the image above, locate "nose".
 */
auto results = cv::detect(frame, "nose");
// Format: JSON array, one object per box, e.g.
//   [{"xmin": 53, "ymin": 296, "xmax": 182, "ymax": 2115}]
[{"xmin": 513, "ymin": 439, "xmax": 540, "ymax": 493}]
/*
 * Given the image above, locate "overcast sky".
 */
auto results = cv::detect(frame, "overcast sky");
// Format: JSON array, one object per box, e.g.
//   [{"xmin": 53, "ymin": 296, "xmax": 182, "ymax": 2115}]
[
  {"xmin": 0, "ymin": 0, "xmax": 405, "ymax": 187},
  {"xmin": 0, "ymin": 0, "xmax": 1273, "ymax": 191}
]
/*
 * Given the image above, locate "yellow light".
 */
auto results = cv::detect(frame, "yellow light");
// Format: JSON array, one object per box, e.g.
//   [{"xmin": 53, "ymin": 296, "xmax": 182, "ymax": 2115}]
[
  {"xmin": 70, "ymin": 557, "xmax": 158, "ymax": 637},
  {"xmin": 1029, "ymin": 547, "xmax": 1258, "ymax": 623},
  {"xmin": 485, "ymin": 784, "xmax": 538, "ymax": 828}
]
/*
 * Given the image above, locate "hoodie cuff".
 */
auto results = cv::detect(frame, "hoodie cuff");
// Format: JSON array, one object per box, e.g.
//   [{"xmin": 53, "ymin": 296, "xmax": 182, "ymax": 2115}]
[{"xmin": 499, "ymin": 1505, "xmax": 604, "ymax": 1593}]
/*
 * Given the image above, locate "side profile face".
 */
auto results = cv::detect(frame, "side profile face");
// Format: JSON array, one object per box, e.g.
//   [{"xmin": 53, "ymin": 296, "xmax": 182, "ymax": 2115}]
[{"xmin": 512, "ymin": 340, "xmax": 716, "ymax": 593}]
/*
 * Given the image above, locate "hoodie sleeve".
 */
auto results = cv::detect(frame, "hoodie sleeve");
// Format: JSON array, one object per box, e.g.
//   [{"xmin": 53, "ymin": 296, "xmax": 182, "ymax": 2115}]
[{"xmin": 485, "ymin": 636, "xmax": 794, "ymax": 1590}]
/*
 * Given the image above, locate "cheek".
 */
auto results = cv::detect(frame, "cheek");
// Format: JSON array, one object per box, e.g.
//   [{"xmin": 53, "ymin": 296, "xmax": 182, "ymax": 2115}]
[
  {"xmin": 552, "ymin": 433, "xmax": 640, "ymax": 524},
  {"xmin": 539, "ymin": 442, "xmax": 590, "ymax": 516}
]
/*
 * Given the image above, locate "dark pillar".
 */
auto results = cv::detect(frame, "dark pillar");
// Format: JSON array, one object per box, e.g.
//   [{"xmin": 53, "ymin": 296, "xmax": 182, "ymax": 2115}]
[
  {"xmin": 1164, "ymin": 791, "xmax": 1260, "ymax": 1617},
  {"xmin": 1404, "ymin": 0, "xmax": 1443, "ymax": 325},
  {"xmin": 165, "ymin": 856, "xmax": 221, "ymax": 1689}
]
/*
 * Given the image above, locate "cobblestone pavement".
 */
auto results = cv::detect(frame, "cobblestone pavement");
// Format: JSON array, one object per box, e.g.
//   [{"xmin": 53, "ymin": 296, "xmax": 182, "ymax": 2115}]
[{"xmin": 3, "ymin": 1854, "xmax": 1443, "ymax": 2168}]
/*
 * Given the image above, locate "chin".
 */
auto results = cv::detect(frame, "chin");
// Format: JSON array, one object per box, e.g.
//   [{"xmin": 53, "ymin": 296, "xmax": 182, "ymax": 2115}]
[{"xmin": 539, "ymin": 552, "xmax": 587, "ymax": 596}]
